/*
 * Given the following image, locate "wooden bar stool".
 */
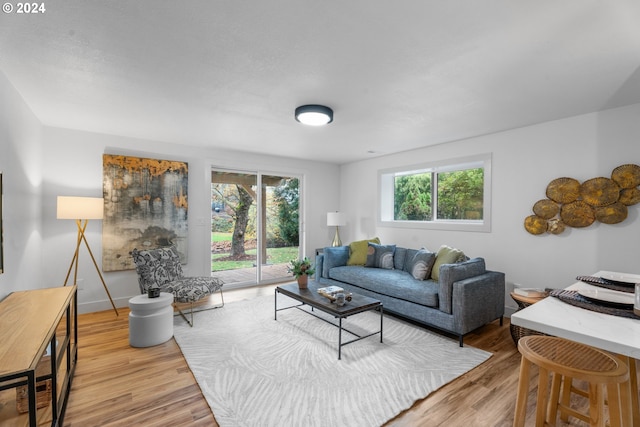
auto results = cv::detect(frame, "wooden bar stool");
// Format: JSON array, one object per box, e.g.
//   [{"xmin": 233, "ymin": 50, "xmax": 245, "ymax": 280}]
[{"xmin": 513, "ymin": 335, "xmax": 632, "ymax": 427}]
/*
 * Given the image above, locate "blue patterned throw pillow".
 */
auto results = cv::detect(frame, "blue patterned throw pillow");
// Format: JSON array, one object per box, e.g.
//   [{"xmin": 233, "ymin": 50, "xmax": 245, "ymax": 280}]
[{"xmin": 365, "ymin": 243, "xmax": 396, "ymax": 269}]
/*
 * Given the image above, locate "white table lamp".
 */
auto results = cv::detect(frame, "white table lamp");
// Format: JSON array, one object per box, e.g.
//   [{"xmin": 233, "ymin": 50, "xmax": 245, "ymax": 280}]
[{"xmin": 327, "ymin": 212, "xmax": 346, "ymax": 247}]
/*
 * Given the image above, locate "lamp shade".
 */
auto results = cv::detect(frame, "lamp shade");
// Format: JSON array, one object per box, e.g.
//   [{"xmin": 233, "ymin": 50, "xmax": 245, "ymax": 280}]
[
  {"xmin": 327, "ymin": 212, "xmax": 346, "ymax": 227},
  {"xmin": 295, "ymin": 105, "xmax": 333, "ymax": 126},
  {"xmin": 57, "ymin": 196, "xmax": 104, "ymax": 220}
]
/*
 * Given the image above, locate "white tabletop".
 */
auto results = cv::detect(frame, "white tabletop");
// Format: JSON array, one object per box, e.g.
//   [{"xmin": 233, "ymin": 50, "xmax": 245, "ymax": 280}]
[
  {"xmin": 511, "ymin": 270, "xmax": 640, "ymax": 359},
  {"xmin": 128, "ymin": 292, "xmax": 173, "ymax": 310}
]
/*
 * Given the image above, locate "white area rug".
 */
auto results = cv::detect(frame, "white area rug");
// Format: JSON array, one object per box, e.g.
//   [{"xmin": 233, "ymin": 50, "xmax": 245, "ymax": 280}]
[{"xmin": 173, "ymin": 293, "xmax": 492, "ymax": 427}]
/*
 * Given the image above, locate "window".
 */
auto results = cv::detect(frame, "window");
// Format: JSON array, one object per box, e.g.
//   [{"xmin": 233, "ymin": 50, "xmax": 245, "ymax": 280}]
[{"xmin": 379, "ymin": 154, "xmax": 492, "ymax": 232}]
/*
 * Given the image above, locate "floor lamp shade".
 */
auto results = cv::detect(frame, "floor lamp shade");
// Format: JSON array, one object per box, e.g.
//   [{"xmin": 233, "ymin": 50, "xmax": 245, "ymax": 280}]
[
  {"xmin": 327, "ymin": 212, "xmax": 346, "ymax": 247},
  {"xmin": 57, "ymin": 196, "xmax": 104, "ymax": 220}
]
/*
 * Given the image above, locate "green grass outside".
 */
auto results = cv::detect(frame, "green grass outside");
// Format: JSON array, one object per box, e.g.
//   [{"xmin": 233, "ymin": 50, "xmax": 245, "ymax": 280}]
[
  {"xmin": 212, "ymin": 232, "xmax": 231, "ymax": 242},
  {"xmin": 211, "ymin": 232, "xmax": 299, "ymax": 271}
]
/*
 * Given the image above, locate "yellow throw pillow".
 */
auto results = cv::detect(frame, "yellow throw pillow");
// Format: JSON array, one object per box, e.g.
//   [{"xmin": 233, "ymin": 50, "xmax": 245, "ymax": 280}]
[
  {"xmin": 431, "ymin": 245, "xmax": 465, "ymax": 281},
  {"xmin": 347, "ymin": 237, "xmax": 381, "ymax": 265}
]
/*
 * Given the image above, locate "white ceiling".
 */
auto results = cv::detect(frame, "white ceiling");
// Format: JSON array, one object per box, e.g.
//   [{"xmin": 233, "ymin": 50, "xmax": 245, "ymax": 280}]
[{"xmin": 1, "ymin": 1, "xmax": 639, "ymax": 164}]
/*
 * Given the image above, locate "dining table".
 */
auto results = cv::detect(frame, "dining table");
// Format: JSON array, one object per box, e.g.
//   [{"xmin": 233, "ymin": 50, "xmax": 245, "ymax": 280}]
[{"xmin": 510, "ymin": 270, "xmax": 640, "ymax": 424}]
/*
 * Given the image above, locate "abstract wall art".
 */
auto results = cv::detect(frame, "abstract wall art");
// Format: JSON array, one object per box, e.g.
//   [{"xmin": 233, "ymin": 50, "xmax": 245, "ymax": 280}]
[{"xmin": 102, "ymin": 154, "xmax": 188, "ymax": 271}]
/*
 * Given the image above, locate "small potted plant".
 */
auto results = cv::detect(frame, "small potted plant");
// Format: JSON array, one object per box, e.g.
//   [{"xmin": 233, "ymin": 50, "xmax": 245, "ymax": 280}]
[{"xmin": 288, "ymin": 257, "xmax": 316, "ymax": 289}]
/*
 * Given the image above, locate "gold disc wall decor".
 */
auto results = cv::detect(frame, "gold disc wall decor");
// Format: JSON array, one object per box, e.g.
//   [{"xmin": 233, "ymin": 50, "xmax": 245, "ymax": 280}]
[
  {"xmin": 547, "ymin": 218, "xmax": 565, "ymax": 235},
  {"xmin": 595, "ymin": 202, "xmax": 628, "ymax": 224},
  {"xmin": 560, "ymin": 201, "xmax": 595, "ymax": 228},
  {"xmin": 532, "ymin": 199, "xmax": 559, "ymax": 219},
  {"xmin": 619, "ymin": 187, "xmax": 640, "ymax": 206},
  {"xmin": 611, "ymin": 164, "xmax": 640, "ymax": 189},
  {"xmin": 546, "ymin": 177, "xmax": 580, "ymax": 204},
  {"xmin": 524, "ymin": 215, "xmax": 547, "ymax": 235},
  {"xmin": 527, "ymin": 164, "xmax": 639, "ymax": 236},
  {"xmin": 580, "ymin": 177, "xmax": 620, "ymax": 207}
]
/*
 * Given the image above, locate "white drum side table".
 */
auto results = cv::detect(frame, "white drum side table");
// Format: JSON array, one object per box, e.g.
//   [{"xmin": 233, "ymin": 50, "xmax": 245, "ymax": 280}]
[{"xmin": 128, "ymin": 292, "xmax": 174, "ymax": 347}]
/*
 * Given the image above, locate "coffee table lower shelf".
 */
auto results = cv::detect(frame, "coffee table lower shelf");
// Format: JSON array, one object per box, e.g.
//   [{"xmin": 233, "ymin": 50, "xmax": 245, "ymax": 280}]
[{"xmin": 275, "ymin": 282, "xmax": 383, "ymax": 360}]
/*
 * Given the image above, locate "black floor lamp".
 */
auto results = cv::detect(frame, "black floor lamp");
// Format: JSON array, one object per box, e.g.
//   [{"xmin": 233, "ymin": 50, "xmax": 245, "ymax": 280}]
[{"xmin": 57, "ymin": 196, "xmax": 118, "ymax": 316}]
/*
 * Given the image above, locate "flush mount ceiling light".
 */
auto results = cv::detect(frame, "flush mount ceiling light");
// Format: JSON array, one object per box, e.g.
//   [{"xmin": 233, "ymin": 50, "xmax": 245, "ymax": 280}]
[{"xmin": 295, "ymin": 104, "xmax": 333, "ymax": 126}]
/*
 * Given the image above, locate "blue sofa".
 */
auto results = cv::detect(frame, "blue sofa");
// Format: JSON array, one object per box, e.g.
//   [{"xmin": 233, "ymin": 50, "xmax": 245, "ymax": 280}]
[{"xmin": 315, "ymin": 245, "xmax": 505, "ymax": 346}]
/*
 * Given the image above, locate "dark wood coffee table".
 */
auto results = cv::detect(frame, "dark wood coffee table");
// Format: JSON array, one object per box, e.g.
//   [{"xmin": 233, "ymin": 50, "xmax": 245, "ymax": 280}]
[{"xmin": 275, "ymin": 281, "xmax": 383, "ymax": 360}]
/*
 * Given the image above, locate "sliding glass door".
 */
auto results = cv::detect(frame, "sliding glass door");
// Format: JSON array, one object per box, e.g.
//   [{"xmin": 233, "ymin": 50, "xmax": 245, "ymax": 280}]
[{"xmin": 211, "ymin": 169, "xmax": 300, "ymax": 286}]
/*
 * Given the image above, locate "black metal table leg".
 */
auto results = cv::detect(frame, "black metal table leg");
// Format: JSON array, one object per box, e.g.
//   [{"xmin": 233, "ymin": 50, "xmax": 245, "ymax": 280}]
[
  {"xmin": 338, "ymin": 317, "xmax": 342, "ymax": 360},
  {"xmin": 380, "ymin": 305, "xmax": 384, "ymax": 343},
  {"xmin": 27, "ymin": 370, "xmax": 36, "ymax": 427}
]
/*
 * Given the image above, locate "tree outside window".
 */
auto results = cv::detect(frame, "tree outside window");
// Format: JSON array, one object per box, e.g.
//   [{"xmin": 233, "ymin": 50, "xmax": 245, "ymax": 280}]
[{"xmin": 437, "ymin": 168, "xmax": 483, "ymax": 220}]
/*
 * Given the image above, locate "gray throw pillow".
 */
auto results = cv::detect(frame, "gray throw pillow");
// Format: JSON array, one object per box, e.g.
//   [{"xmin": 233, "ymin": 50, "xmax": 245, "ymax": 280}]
[
  {"xmin": 394, "ymin": 247, "xmax": 408, "ymax": 270},
  {"xmin": 405, "ymin": 250, "xmax": 436, "ymax": 280},
  {"xmin": 365, "ymin": 243, "xmax": 396, "ymax": 269}
]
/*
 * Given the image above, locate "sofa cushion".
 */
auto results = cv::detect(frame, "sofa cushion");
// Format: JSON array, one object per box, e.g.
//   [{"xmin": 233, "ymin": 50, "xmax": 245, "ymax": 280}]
[
  {"xmin": 365, "ymin": 243, "xmax": 396, "ymax": 269},
  {"xmin": 431, "ymin": 245, "xmax": 466, "ymax": 281},
  {"xmin": 322, "ymin": 246, "xmax": 349, "ymax": 278},
  {"xmin": 329, "ymin": 266, "xmax": 439, "ymax": 308},
  {"xmin": 393, "ymin": 247, "xmax": 408, "ymax": 271},
  {"xmin": 347, "ymin": 237, "xmax": 380, "ymax": 266},
  {"xmin": 404, "ymin": 249, "xmax": 436, "ymax": 280}
]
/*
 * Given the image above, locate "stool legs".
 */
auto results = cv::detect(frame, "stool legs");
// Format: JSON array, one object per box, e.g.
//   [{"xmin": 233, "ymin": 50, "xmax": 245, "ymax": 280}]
[
  {"xmin": 535, "ymin": 366, "xmax": 549, "ymax": 427},
  {"xmin": 620, "ymin": 356, "xmax": 638, "ymax": 426},
  {"xmin": 514, "ymin": 336, "xmax": 632, "ymax": 427},
  {"xmin": 559, "ymin": 377, "xmax": 588, "ymax": 423},
  {"xmin": 587, "ymin": 382, "xmax": 605, "ymax": 427},
  {"xmin": 607, "ymin": 383, "xmax": 623, "ymax": 427},
  {"xmin": 554, "ymin": 377, "xmax": 631, "ymax": 427},
  {"xmin": 547, "ymin": 372, "xmax": 563, "ymax": 425}
]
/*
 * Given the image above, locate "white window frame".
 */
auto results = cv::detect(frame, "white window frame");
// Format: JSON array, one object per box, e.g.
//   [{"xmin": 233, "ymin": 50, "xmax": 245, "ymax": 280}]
[{"xmin": 378, "ymin": 153, "xmax": 492, "ymax": 232}]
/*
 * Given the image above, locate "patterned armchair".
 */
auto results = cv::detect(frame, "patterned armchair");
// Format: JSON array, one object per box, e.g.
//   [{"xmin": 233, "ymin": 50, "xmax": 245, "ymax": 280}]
[{"xmin": 130, "ymin": 246, "xmax": 224, "ymax": 326}]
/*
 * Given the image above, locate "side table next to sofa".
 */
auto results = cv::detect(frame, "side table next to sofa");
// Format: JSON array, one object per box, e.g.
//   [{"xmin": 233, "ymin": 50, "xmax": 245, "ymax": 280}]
[{"xmin": 510, "ymin": 291, "xmax": 548, "ymax": 344}]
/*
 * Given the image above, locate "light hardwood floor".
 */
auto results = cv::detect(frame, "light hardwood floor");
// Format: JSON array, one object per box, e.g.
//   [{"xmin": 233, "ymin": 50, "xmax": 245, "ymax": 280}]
[{"xmin": 63, "ymin": 285, "xmax": 619, "ymax": 427}]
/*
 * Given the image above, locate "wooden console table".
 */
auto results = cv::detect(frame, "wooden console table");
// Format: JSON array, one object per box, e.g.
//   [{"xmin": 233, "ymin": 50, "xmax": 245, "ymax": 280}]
[{"xmin": 0, "ymin": 286, "xmax": 78, "ymax": 426}]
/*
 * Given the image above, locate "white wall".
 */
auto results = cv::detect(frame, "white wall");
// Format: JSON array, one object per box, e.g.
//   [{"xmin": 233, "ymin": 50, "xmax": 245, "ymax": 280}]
[
  {"xmin": 339, "ymin": 103, "xmax": 640, "ymax": 314},
  {"xmin": 40, "ymin": 127, "xmax": 340, "ymax": 313},
  {"xmin": 0, "ymin": 72, "xmax": 44, "ymax": 300}
]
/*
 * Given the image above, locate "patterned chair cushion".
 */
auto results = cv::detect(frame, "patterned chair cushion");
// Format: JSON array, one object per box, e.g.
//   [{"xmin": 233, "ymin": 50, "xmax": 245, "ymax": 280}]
[
  {"xmin": 164, "ymin": 277, "xmax": 224, "ymax": 303},
  {"xmin": 131, "ymin": 246, "xmax": 223, "ymax": 303}
]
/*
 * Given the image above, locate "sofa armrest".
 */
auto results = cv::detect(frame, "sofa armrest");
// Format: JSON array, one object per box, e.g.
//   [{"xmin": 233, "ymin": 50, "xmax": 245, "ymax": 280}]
[
  {"xmin": 438, "ymin": 257, "xmax": 487, "ymax": 314},
  {"xmin": 452, "ymin": 271, "xmax": 506, "ymax": 334},
  {"xmin": 316, "ymin": 246, "xmax": 349, "ymax": 279},
  {"xmin": 315, "ymin": 254, "xmax": 324, "ymax": 280}
]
